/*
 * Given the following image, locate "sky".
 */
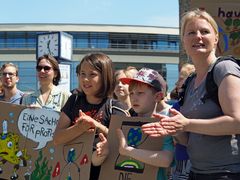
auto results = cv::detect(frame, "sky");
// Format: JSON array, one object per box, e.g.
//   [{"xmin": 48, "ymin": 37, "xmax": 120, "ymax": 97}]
[{"xmin": 0, "ymin": 0, "xmax": 179, "ymax": 27}]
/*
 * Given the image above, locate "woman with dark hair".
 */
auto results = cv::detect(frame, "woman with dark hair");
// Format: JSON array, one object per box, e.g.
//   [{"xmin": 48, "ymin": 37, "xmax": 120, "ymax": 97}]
[{"xmin": 22, "ymin": 54, "xmax": 70, "ymax": 112}]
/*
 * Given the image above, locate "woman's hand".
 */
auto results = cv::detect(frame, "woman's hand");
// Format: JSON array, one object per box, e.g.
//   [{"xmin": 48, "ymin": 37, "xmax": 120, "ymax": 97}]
[
  {"xmin": 142, "ymin": 109, "xmax": 190, "ymax": 137},
  {"xmin": 161, "ymin": 108, "xmax": 190, "ymax": 132},
  {"xmin": 142, "ymin": 122, "xmax": 170, "ymax": 137},
  {"xmin": 142, "ymin": 113, "xmax": 173, "ymax": 137},
  {"xmin": 116, "ymin": 129, "xmax": 134, "ymax": 156}
]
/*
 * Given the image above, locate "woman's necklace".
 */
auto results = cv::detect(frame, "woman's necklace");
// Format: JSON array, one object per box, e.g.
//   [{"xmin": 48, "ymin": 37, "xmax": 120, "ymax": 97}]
[{"xmin": 41, "ymin": 89, "xmax": 52, "ymax": 104}]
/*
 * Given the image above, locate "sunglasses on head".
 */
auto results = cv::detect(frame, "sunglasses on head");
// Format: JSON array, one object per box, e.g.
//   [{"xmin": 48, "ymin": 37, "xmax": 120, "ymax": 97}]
[{"xmin": 36, "ymin": 65, "xmax": 52, "ymax": 72}]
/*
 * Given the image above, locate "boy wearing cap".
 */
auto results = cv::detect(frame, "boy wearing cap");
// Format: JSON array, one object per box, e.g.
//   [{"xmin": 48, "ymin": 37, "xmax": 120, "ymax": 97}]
[{"xmin": 93, "ymin": 68, "xmax": 174, "ymax": 180}]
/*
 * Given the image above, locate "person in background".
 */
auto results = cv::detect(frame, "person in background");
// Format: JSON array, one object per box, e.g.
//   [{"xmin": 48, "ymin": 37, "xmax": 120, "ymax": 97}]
[
  {"xmin": 0, "ymin": 80, "xmax": 3, "ymax": 95},
  {"xmin": 0, "ymin": 63, "xmax": 24, "ymax": 104},
  {"xmin": 170, "ymin": 63, "xmax": 195, "ymax": 100},
  {"xmin": 169, "ymin": 63, "xmax": 195, "ymax": 180},
  {"xmin": 93, "ymin": 68, "xmax": 174, "ymax": 180},
  {"xmin": 113, "ymin": 66, "xmax": 138, "ymax": 110},
  {"xmin": 22, "ymin": 54, "xmax": 70, "ymax": 112},
  {"xmin": 142, "ymin": 9, "xmax": 240, "ymax": 180},
  {"xmin": 71, "ymin": 63, "xmax": 81, "ymax": 94},
  {"xmin": 53, "ymin": 52, "xmax": 128, "ymax": 180}
]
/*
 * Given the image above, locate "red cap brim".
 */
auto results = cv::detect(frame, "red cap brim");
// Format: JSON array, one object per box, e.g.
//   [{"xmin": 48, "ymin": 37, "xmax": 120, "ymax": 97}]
[
  {"xmin": 119, "ymin": 77, "xmax": 153, "ymax": 87},
  {"xmin": 119, "ymin": 77, "xmax": 132, "ymax": 84}
]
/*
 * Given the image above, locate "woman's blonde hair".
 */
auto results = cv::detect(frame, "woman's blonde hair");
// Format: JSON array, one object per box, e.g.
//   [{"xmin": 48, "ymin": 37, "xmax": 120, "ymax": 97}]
[{"xmin": 181, "ymin": 8, "xmax": 219, "ymax": 41}]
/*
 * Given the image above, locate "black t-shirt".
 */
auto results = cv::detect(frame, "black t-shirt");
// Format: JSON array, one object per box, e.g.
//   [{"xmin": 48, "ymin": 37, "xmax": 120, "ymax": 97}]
[{"xmin": 62, "ymin": 92, "xmax": 127, "ymax": 128}]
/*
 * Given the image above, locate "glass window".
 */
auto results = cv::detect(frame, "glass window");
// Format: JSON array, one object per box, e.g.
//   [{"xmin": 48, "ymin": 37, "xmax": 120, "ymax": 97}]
[
  {"xmin": 98, "ymin": 39, "xmax": 108, "ymax": 48},
  {"xmin": 17, "ymin": 61, "xmax": 37, "ymax": 92},
  {"xmin": 6, "ymin": 38, "xmax": 15, "ymax": 48},
  {"xmin": 71, "ymin": 61, "xmax": 80, "ymax": 91},
  {"xmin": 16, "ymin": 38, "xmax": 25, "ymax": 48},
  {"xmin": 0, "ymin": 31, "xmax": 179, "ymax": 52},
  {"xmin": 74, "ymin": 38, "xmax": 88, "ymax": 48},
  {"xmin": 166, "ymin": 64, "xmax": 178, "ymax": 91},
  {"xmin": 0, "ymin": 38, "xmax": 4, "ymax": 48},
  {"xmin": 72, "ymin": 32, "xmax": 88, "ymax": 48},
  {"xmin": 90, "ymin": 38, "xmax": 97, "ymax": 48},
  {"xmin": 0, "ymin": 32, "xmax": 5, "ymax": 48}
]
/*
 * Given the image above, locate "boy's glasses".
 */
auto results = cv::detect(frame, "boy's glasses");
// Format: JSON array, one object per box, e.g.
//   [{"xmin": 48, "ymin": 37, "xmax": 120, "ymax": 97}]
[
  {"xmin": 36, "ymin": 65, "xmax": 52, "ymax": 72},
  {"xmin": 1, "ymin": 72, "xmax": 16, "ymax": 78}
]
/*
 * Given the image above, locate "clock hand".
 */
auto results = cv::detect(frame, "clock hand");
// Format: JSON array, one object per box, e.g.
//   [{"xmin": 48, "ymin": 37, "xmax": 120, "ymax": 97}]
[{"xmin": 47, "ymin": 40, "xmax": 51, "ymax": 54}]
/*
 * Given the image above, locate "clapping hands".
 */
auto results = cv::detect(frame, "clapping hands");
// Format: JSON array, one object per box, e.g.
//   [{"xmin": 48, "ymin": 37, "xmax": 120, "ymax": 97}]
[
  {"xmin": 142, "ymin": 108, "xmax": 189, "ymax": 137},
  {"xmin": 74, "ymin": 110, "xmax": 97, "ymax": 132}
]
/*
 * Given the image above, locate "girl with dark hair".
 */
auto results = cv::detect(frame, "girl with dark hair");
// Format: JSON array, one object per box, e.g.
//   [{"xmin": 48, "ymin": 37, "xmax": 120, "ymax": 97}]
[{"xmin": 53, "ymin": 52, "xmax": 128, "ymax": 180}]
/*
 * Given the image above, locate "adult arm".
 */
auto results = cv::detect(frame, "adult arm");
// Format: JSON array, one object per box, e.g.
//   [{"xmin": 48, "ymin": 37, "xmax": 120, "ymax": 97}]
[
  {"xmin": 161, "ymin": 75, "xmax": 240, "ymax": 135},
  {"xmin": 184, "ymin": 74, "xmax": 240, "ymax": 135}
]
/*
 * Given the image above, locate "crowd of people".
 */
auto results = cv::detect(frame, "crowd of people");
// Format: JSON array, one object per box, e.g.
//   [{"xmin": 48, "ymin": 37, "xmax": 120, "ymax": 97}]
[{"xmin": 0, "ymin": 8, "xmax": 239, "ymax": 180}]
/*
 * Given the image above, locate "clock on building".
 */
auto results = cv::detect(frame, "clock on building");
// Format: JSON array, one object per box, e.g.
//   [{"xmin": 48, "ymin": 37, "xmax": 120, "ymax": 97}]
[{"xmin": 36, "ymin": 32, "xmax": 73, "ymax": 61}]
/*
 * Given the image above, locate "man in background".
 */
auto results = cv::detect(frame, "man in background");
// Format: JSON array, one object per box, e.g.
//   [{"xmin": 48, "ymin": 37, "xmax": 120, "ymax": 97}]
[{"xmin": 0, "ymin": 63, "xmax": 24, "ymax": 104}]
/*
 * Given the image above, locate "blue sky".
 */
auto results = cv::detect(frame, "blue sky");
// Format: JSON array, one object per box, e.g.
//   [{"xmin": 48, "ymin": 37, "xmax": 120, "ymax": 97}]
[{"xmin": 0, "ymin": 0, "xmax": 179, "ymax": 27}]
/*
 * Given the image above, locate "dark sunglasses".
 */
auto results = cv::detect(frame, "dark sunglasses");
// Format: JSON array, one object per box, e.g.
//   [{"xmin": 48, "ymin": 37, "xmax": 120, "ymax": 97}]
[
  {"xmin": 1, "ymin": 72, "xmax": 16, "ymax": 77},
  {"xmin": 36, "ymin": 65, "xmax": 52, "ymax": 72}
]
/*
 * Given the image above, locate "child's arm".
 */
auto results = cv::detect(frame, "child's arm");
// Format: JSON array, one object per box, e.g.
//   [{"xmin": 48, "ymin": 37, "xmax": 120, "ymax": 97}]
[
  {"xmin": 53, "ymin": 111, "xmax": 94, "ymax": 145},
  {"xmin": 92, "ymin": 133, "xmax": 109, "ymax": 166},
  {"xmin": 117, "ymin": 129, "xmax": 173, "ymax": 168},
  {"xmin": 79, "ymin": 110, "xmax": 109, "ymax": 135}
]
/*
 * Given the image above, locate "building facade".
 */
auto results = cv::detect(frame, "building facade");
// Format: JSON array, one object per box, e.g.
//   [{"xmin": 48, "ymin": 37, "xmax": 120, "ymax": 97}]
[{"xmin": 0, "ymin": 24, "xmax": 179, "ymax": 92}]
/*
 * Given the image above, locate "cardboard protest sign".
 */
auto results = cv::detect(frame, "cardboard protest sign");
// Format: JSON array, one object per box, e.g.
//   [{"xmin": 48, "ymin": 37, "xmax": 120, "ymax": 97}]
[
  {"xmin": 189, "ymin": 0, "xmax": 240, "ymax": 57},
  {"xmin": 99, "ymin": 115, "xmax": 164, "ymax": 180},
  {"xmin": 0, "ymin": 101, "xmax": 94, "ymax": 180}
]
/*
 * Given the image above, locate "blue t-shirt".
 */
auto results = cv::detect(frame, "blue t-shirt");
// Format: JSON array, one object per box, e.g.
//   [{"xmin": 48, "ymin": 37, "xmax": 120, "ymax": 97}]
[
  {"xmin": 156, "ymin": 106, "xmax": 174, "ymax": 180},
  {"xmin": 157, "ymin": 136, "xmax": 174, "ymax": 180},
  {"xmin": 0, "ymin": 89, "xmax": 24, "ymax": 105}
]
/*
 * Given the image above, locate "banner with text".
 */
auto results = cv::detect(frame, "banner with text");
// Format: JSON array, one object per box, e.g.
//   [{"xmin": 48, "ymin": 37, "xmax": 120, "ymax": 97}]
[{"xmin": 0, "ymin": 101, "xmax": 94, "ymax": 180}]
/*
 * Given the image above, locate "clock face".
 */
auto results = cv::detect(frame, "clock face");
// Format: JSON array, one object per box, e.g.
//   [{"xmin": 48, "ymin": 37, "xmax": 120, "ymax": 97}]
[
  {"xmin": 60, "ymin": 34, "xmax": 73, "ymax": 60},
  {"xmin": 37, "ymin": 33, "xmax": 59, "ymax": 58}
]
